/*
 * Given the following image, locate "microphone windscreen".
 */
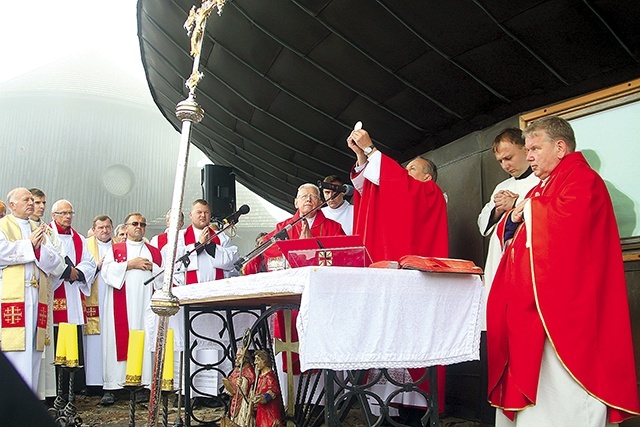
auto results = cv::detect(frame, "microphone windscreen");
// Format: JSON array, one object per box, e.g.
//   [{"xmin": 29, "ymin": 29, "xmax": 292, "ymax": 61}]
[
  {"xmin": 238, "ymin": 204, "xmax": 250, "ymax": 214},
  {"xmin": 342, "ymin": 184, "xmax": 355, "ymax": 197}
]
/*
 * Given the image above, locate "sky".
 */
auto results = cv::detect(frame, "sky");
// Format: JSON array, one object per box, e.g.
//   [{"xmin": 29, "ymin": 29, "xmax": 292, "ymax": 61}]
[
  {"xmin": 0, "ymin": 0, "xmax": 291, "ymax": 221},
  {"xmin": 0, "ymin": 0, "xmax": 144, "ymax": 84}
]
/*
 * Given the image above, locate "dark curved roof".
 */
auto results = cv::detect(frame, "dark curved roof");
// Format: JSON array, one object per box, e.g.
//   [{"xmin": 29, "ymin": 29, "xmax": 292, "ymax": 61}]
[{"xmin": 138, "ymin": 0, "xmax": 640, "ymax": 212}]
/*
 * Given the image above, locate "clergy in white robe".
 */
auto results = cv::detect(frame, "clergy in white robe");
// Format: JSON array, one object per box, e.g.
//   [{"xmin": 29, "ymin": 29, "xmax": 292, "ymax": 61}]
[
  {"xmin": 29, "ymin": 188, "xmax": 66, "ymax": 400},
  {"xmin": 476, "ymin": 129, "xmax": 539, "ymax": 330},
  {"xmin": 50, "ymin": 199, "xmax": 97, "ymax": 393},
  {"xmin": 320, "ymin": 175, "xmax": 354, "ymax": 235},
  {"xmin": 101, "ymin": 213, "xmax": 162, "ymax": 390},
  {"xmin": 50, "ymin": 200, "xmax": 97, "ymax": 327},
  {"xmin": 84, "ymin": 215, "xmax": 114, "ymax": 390},
  {"xmin": 0, "ymin": 188, "xmax": 61, "ymax": 392},
  {"xmin": 177, "ymin": 200, "xmax": 238, "ymax": 398}
]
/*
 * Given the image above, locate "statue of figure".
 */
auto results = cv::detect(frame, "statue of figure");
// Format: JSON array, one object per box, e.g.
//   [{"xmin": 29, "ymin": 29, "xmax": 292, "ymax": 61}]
[
  {"xmin": 251, "ymin": 350, "xmax": 284, "ymax": 427},
  {"xmin": 222, "ymin": 348, "xmax": 256, "ymax": 427},
  {"xmin": 183, "ymin": 0, "xmax": 225, "ymax": 57}
]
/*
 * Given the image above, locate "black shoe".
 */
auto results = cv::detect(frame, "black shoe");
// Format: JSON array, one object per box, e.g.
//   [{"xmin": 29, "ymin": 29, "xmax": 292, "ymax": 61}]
[{"xmin": 99, "ymin": 392, "xmax": 116, "ymax": 406}]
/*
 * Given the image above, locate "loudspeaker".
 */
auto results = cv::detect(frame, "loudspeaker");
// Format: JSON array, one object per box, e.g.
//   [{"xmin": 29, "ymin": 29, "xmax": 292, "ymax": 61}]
[{"xmin": 201, "ymin": 164, "xmax": 236, "ymax": 221}]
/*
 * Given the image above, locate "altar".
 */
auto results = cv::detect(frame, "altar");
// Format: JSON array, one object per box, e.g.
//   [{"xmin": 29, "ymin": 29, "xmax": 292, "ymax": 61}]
[{"xmin": 173, "ymin": 266, "xmax": 483, "ymax": 426}]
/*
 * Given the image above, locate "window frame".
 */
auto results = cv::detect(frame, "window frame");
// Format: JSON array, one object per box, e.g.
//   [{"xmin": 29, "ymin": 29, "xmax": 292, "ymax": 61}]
[{"xmin": 519, "ymin": 78, "xmax": 640, "ymax": 260}]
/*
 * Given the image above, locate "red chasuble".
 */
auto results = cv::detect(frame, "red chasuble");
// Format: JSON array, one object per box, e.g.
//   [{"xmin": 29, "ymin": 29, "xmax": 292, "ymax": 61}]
[
  {"xmin": 487, "ymin": 152, "xmax": 640, "ymax": 422},
  {"xmin": 351, "ymin": 153, "xmax": 448, "ymax": 262},
  {"xmin": 351, "ymin": 152, "xmax": 449, "ymax": 412},
  {"xmin": 263, "ymin": 209, "xmax": 345, "ymax": 256},
  {"xmin": 262, "ymin": 210, "xmax": 344, "ymax": 373}
]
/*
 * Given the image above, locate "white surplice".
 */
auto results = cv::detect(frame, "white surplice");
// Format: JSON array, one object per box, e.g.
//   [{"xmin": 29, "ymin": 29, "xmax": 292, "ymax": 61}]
[
  {"xmin": 84, "ymin": 238, "xmax": 112, "ymax": 387},
  {"xmin": 0, "ymin": 216, "xmax": 61, "ymax": 392},
  {"xmin": 101, "ymin": 240, "xmax": 162, "ymax": 390},
  {"xmin": 321, "ymin": 201, "xmax": 354, "ymax": 235}
]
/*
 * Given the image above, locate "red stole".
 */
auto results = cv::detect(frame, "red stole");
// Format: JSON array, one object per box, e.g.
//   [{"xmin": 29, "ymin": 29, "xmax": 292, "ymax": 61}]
[
  {"xmin": 156, "ymin": 233, "xmax": 168, "ymax": 250},
  {"xmin": 351, "ymin": 153, "xmax": 448, "ymax": 262},
  {"xmin": 52, "ymin": 226, "xmax": 84, "ymax": 324},
  {"xmin": 487, "ymin": 152, "xmax": 640, "ymax": 422},
  {"xmin": 183, "ymin": 226, "xmax": 223, "ymax": 284},
  {"xmin": 111, "ymin": 242, "xmax": 162, "ymax": 361}
]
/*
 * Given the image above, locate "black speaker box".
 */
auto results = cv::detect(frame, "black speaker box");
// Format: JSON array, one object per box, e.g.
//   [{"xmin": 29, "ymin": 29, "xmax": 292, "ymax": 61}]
[{"xmin": 201, "ymin": 164, "xmax": 236, "ymax": 220}]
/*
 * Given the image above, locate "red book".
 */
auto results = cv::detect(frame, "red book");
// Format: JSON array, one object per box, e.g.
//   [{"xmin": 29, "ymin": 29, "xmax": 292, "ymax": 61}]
[{"xmin": 370, "ymin": 255, "xmax": 483, "ymax": 275}]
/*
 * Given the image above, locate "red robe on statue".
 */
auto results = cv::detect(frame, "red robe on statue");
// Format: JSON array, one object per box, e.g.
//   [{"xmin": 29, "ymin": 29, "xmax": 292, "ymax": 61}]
[
  {"xmin": 254, "ymin": 369, "xmax": 284, "ymax": 427},
  {"xmin": 487, "ymin": 152, "xmax": 640, "ymax": 422},
  {"xmin": 351, "ymin": 151, "xmax": 449, "ymax": 413},
  {"xmin": 263, "ymin": 210, "xmax": 345, "ymax": 374}
]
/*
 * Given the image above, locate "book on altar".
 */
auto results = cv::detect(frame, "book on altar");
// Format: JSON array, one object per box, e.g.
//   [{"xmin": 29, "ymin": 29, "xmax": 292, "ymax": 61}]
[
  {"xmin": 369, "ymin": 255, "xmax": 483, "ymax": 275},
  {"xmin": 274, "ymin": 235, "xmax": 372, "ymax": 268}
]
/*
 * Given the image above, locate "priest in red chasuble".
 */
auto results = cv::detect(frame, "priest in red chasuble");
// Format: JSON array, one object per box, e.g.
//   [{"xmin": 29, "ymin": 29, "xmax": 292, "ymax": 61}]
[
  {"xmin": 347, "ymin": 128, "xmax": 449, "ymax": 414},
  {"xmin": 347, "ymin": 129, "xmax": 448, "ymax": 263},
  {"xmin": 488, "ymin": 116, "xmax": 639, "ymax": 426},
  {"xmin": 261, "ymin": 184, "xmax": 345, "ymax": 374}
]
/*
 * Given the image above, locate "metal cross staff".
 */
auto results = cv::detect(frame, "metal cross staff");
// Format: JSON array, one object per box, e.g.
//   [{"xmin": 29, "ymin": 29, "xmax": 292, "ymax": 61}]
[{"xmin": 147, "ymin": 1, "xmax": 226, "ymax": 425}]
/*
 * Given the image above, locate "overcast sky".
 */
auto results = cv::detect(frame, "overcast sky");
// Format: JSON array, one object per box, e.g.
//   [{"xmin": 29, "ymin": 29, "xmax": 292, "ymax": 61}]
[
  {"xmin": 0, "ymin": 0, "xmax": 291, "ymax": 221},
  {"xmin": 0, "ymin": 0, "xmax": 143, "ymax": 84}
]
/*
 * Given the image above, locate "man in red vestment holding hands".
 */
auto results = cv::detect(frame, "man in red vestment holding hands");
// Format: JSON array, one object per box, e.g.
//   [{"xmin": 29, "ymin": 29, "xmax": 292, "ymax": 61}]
[
  {"xmin": 488, "ymin": 116, "xmax": 640, "ymax": 426},
  {"xmin": 347, "ymin": 127, "xmax": 449, "ymax": 417}
]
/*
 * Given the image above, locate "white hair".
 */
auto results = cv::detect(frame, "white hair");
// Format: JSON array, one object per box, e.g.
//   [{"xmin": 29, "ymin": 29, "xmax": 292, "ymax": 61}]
[
  {"xmin": 296, "ymin": 183, "xmax": 320, "ymax": 197},
  {"xmin": 51, "ymin": 199, "xmax": 73, "ymax": 214},
  {"xmin": 6, "ymin": 187, "xmax": 30, "ymax": 203}
]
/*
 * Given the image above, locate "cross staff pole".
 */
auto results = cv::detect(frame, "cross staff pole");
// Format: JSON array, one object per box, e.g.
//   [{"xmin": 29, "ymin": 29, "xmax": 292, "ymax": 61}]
[{"xmin": 147, "ymin": 1, "xmax": 226, "ymax": 425}]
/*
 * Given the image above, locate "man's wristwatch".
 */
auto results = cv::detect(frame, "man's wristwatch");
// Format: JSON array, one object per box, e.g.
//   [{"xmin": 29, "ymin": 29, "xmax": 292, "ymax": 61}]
[{"xmin": 363, "ymin": 145, "xmax": 375, "ymax": 156}]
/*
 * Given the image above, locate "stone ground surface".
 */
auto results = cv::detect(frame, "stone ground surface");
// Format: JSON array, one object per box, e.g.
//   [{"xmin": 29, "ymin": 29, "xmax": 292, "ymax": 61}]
[{"xmin": 57, "ymin": 393, "xmax": 490, "ymax": 427}]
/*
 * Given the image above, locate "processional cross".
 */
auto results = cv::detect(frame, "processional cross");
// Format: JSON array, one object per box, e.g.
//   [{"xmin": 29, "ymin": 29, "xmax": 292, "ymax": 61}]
[{"xmin": 147, "ymin": 1, "xmax": 225, "ymax": 425}]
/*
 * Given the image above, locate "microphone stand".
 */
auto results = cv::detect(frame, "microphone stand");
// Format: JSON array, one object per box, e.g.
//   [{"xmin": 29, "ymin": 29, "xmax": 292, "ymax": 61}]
[
  {"xmin": 234, "ymin": 192, "xmax": 340, "ymax": 271},
  {"xmin": 143, "ymin": 219, "xmax": 238, "ymax": 286}
]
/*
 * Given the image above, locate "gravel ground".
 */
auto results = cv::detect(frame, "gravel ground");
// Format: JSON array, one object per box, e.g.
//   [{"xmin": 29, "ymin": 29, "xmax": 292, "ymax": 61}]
[{"xmin": 49, "ymin": 393, "xmax": 489, "ymax": 427}]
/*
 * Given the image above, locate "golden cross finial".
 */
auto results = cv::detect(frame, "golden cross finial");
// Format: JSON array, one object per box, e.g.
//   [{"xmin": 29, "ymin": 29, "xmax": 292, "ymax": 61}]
[{"xmin": 183, "ymin": 0, "xmax": 227, "ymax": 93}]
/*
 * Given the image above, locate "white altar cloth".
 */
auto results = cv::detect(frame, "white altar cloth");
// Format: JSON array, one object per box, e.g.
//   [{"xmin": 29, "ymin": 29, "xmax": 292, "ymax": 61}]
[
  {"xmin": 172, "ymin": 267, "xmax": 309, "ymax": 304},
  {"xmin": 172, "ymin": 266, "xmax": 483, "ymax": 372},
  {"xmin": 297, "ymin": 267, "xmax": 483, "ymax": 371}
]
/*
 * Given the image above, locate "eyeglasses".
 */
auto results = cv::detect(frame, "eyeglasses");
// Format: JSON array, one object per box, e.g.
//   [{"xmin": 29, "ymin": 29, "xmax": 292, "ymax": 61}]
[
  {"xmin": 296, "ymin": 194, "xmax": 320, "ymax": 200},
  {"xmin": 53, "ymin": 211, "xmax": 75, "ymax": 216},
  {"xmin": 126, "ymin": 221, "xmax": 147, "ymax": 227}
]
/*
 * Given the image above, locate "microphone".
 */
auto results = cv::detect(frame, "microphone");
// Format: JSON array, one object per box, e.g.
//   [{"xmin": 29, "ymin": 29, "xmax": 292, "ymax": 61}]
[
  {"xmin": 317, "ymin": 181, "xmax": 354, "ymax": 197},
  {"xmin": 222, "ymin": 204, "xmax": 250, "ymax": 225}
]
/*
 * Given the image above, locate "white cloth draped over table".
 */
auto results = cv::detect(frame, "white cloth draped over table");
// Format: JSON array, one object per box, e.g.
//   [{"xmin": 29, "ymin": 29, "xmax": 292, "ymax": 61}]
[
  {"xmin": 174, "ymin": 266, "xmax": 483, "ymax": 371},
  {"xmin": 296, "ymin": 267, "xmax": 482, "ymax": 371}
]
